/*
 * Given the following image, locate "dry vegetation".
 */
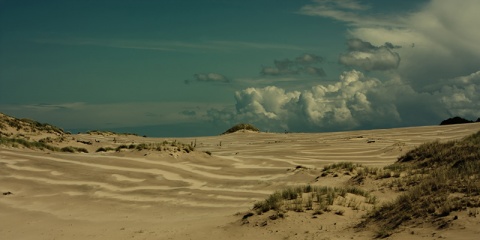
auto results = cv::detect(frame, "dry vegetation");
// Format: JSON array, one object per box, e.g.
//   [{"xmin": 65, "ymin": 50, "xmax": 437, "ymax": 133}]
[
  {"xmin": 0, "ymin": 113, "xmax": 88, "ymax": 152},
  {"xmin": 0, "ymin": 113, "xmax": 65, "ymax": 135},
  {"xmin": 360, "ymin": 130, "xmax": 480, "ymax": 237},
  {"xmin": 248, "ymin": 130, "xmax": 480, "ymax": 238},
  {"xmin": 0, "ymin": 113, "xmax": 195, "ymax": 154},
  {"xmin": 0, "ymin": 137, "xmax": 89, "ymax": 153},
  {"xmin": 96, "ymin": 140, "xmax": 195, "ymax": 153},
  {"xmin": 251, "ymin": 185, "xmax": 376, "ymax": 215}
]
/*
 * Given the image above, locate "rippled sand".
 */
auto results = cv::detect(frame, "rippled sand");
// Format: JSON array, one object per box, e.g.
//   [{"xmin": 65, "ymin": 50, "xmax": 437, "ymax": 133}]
[{"xmin": 1, "ymin": 123, "xmax": 480, "ymax": 239}]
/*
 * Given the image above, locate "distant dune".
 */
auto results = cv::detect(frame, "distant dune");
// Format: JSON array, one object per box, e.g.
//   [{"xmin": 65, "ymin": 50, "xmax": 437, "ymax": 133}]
[
  {"xmin": 1, "ymin": 112, "xmax": 480, "ymax": 240},
  {"xmin": 440, "ymin": 116, "xmax": 478, "ymax": 125}
]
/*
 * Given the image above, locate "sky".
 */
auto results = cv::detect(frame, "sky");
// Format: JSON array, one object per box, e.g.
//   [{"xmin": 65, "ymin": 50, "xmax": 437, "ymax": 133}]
[{"xmin": 1, "ymin": 0, "xmax": 479, "ymax": 137}]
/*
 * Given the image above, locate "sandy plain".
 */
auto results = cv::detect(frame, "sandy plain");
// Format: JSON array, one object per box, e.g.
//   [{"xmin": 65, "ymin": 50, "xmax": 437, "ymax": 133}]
[{"xmin": 1, "ymin": 118, "xmax": 480, "ymax": 240}]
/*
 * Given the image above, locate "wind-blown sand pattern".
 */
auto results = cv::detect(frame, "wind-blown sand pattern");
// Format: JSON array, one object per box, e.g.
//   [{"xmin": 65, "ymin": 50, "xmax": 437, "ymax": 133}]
[{"xmin": 1, "ymin": 121, "xmax": 480, "ymax": 239}]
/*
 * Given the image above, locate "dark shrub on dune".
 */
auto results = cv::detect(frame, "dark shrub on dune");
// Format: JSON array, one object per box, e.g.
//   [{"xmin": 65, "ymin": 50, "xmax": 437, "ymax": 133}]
[
  {"xmin": 222, "ymin": 123, "xmax": 260, "ymax": 135},
  {"xmin": 440, "ymin": 116, "xmax": 473, "ymax": 125}
]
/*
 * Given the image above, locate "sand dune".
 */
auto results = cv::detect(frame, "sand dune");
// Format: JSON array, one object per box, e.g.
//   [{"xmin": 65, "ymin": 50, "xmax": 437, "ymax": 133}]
[{"xmin": 1, "ymin": 121, "xmax": 480, "ymax": 239}]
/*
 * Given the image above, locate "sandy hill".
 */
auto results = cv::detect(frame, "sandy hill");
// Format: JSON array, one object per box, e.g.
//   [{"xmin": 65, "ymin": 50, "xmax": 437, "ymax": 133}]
[{"xmin": 1, "ymin": 112, "xmax": 480, "ymax": 239}]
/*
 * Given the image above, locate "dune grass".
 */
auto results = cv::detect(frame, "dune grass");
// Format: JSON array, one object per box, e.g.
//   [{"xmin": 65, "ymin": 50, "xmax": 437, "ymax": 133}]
[
  {"xmin": 134, "ymin": 140, "xmax": 195, "ymax": 152},
  {"xmin": 0, "ymin": 136, "xmax": 58, "ymax": 151},
  {"xmin": 253, "ymin": 185, "xmax": 376, "ymax": 215},
  {"xmin": 96, "ymin": 140, "xmax": 195, "ymax": 153},
  {"xmin": 0, "ymin": 136, "xmax": 88, "ymax": 153},
  {"xmin": 0, "ymin": 113, "xmax": 65, "ymax": 134},
  {"xmin": 60, "ymin": 146, "xmax": 89, "ymax": 153},
  {"xmin": 316, "ymin": 131, "xmax": 480, "ymax": 237},
  {"xmin": 358, "ymin": 130, "xmax": 480, "ymax": 237},
  {"xmin": 251, "ymin": 130, "xmax": 480, "ymax": 238},
  {"xmin": 322, "ymin": 162, "xmax": 360, "ymax": 172}
]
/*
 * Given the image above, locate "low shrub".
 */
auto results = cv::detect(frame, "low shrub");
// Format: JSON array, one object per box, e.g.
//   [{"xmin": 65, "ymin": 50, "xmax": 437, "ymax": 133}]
[
  {"xmin": 96, "ymin": 147, "xmax": 115, "ymax": 152},
  {"xmin": 60, "ymin": 146, "xmax": 76, "ymax": 153}
]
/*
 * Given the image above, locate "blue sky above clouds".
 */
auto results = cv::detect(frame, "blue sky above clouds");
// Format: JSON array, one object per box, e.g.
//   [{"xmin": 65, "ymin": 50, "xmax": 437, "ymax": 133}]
[{"xmin": 1, "ymin": 0, "xmax": 479, "ymax": 136}]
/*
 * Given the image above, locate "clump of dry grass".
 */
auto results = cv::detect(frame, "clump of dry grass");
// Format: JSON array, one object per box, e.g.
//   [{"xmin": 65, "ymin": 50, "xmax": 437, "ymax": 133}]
[
  {"xmin": 358, "ymin": 130, "xmax": 480, "ymax": 238},
  {"xmin": 0, "ymin": 136, "xmax": 88, "ymax": 153},
  {"xmin": 0, "ymin": 136, "xmax": 56, "ymax": 151},
  {"xmin": 132, "ymin": 140, "xmax": 195, "ymax": 153},
  {"xmin": 322, "ymin": 162, "xmax": 360, "ymax": 172},
  {"xmin": 95, "ymin": 140, "xmax": 195, "ymax": 153},
  {"xmin": 319, "ymin": 161, "xmax": 405, "ymax": 182},
  {"xmin": 96, "ymin": 147, "xmax": 116, "ymax": 152},
  {"xmin": 252, "ymin": 185, "xmax": 376, "ymax": 215},
  {"xmin": 60, "ymin": 146, "xmax": 89, "ymax": 153}
]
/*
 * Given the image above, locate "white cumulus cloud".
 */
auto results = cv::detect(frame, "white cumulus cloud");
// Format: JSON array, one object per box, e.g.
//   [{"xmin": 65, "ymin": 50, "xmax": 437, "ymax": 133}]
[
  {"xmin": 206, "ymin": 0, "xmax": 480, "ymax": 132},
  {"xmin": 208, "ymin": 69, "xmax": 480, "ymax": 132},
  {"xmin": 211, "ymin": 70, "xmax": 390, "ymax": 131}
]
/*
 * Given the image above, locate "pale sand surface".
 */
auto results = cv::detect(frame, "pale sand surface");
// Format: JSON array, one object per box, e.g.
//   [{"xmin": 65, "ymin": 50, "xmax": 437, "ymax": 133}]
[{"xmin": 1, "ymin": 122, "xmax": 480, "ymax": 239}]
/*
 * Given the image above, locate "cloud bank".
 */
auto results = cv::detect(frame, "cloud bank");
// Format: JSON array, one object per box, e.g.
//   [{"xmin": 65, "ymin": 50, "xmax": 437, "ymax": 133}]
[
  {"xmin": 209, "ymin": 69, "xmax": 479, "ymax": 132},
  {"xmin": 207, "ymin": 0, "xmax": 480, "ymax": 133},
  {"xmin": 333, "ymin": 0, "xmax": 480, "ymax": 87}
]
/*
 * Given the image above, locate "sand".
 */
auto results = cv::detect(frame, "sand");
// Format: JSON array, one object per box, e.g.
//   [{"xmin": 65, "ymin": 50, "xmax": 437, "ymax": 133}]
[{"xmin": 1, "ymin": 122, "xmax": 480, "ymax": 239}]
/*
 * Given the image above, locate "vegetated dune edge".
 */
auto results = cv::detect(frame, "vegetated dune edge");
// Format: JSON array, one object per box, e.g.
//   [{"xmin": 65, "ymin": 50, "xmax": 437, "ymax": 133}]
[{"xmin": 1, "ymin": 113, "xmax": 480, "ymax": 239}]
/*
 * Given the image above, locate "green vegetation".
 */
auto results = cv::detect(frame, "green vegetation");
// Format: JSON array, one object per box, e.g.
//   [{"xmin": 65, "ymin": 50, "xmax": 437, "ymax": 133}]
[
  {"xmin": 222, "ymin": 123, "xmax": 260, "ymax": 134},
  {"xmin": 0, "ymin": 136, "xmax": 88, "ymax": 153},
  {"xmin": 0, "ymin": 136, "xmax": 58, "ymax": 151}
]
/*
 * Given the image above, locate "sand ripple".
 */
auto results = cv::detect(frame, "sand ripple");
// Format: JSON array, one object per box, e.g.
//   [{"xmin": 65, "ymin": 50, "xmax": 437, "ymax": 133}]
[{"xmin": 1, "ymin": 123, "xmax": 480, "ymax": 211}]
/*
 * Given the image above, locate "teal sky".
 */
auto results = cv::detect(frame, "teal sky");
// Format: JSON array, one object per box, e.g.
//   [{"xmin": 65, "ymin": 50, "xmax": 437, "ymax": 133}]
[{"xmin": 1, "ymin": 0, "xmax": 479, "ymax": 136}]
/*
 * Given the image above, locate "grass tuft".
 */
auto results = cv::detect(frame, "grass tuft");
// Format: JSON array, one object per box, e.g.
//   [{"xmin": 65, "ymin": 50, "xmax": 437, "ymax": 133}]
[
  {"xmin": 357, "ymin": 130, "xmax": 480, "ymax": 234},
  {"xmin": 253, "ymin": 185, "xmax": 374, "ymax": 215},
  {"xmin": 0, "ymin": 136, "xmax": 87, "ymax": 153}
]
